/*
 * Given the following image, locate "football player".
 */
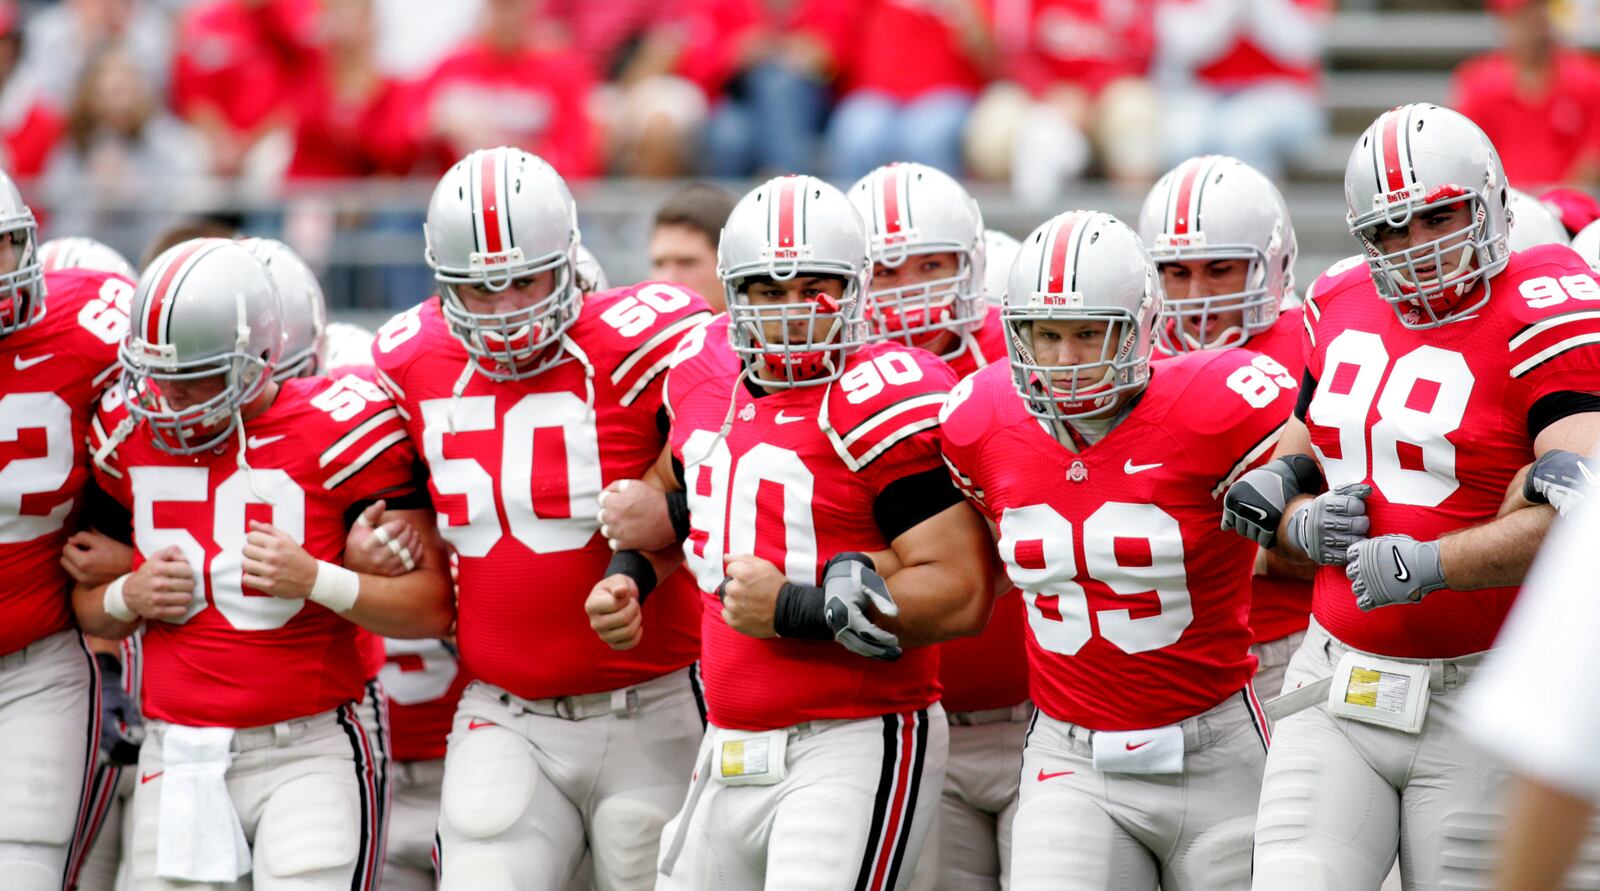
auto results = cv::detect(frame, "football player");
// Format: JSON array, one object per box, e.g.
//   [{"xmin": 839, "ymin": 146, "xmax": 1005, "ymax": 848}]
[
  {"xmin": 369, "ymin": 146, "xmax": 713, "ymax": 891},
  {"xmin": 941, "ymin": 210, "xmax": 1286, "ymax": 890},
  {"xmin": 587, "ymin": 174, "xmax": 995, "ymax": 891},
  {"xmin": 0, "ymin": 175, "xmax": 135, "ymax": 890},
  {"xmin": 1221, "ymin": 103, "xmax": 1600, "ymax": 888},
  {"xmin": 72, "ymin": 238, "xmax": 454, "ymax": 889},
  {"xmin": 848, "ymin": 162, "xmax": 1030, "ymax": 891},
  {"xmin": 1138, "ymin": 154, "xmax": 1312, "ymax": 697}
]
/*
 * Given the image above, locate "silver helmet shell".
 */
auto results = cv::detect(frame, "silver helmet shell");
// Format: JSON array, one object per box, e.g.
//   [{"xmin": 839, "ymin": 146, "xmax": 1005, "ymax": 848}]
[
  {"xmin": 241, "ymin": 238, "xmax": 326, "ymax": 382},
  {"xmin": 38, "ymin": 236, "xmax": 134, "ymax": 279},
  {"xmin": 0, "ymin": 170, "xmax": 43, "ymax": 336},
  {"xmin": 1003, "ymin": 211, "xmax": 1161, "ymax": 422},
  {"xmin": 1344, "ymin": 103, "xmax": 1511, "ymax": 329},
  {"xmin": 847, "ymin": 162, "xmax": 985, "ymax": 358},
  {"xmin": 121, "ymin": 238, "xmax": 283, "ymax": 454},
  {"xmin": 719, "ymin": 175, "xmax": 871, "ymax": 388},
  {"xmin": 1506, "ymin": 187, "xmax": 1572, "ymax": 251},
  {"xmin": 1139, "ymin": 154, "xmax": 1296, "ymax": 352},
  {"xmin": 424, "ymin": 146, "xmax": 582, "ymax": 380}
]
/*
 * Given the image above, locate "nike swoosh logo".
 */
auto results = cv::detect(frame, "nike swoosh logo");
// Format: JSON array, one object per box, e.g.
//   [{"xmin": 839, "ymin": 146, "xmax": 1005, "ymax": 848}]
[
  {"xmin": 1125, "ymin": 740, "xmax": 1151, "ymax": 751},
  {"xmin": 1037, "ymin": 768, "xmax": 1074, "ymax": 781},
  {"xmin": 774, "ymin": 411, "xmax": 806, "ymax": 425},
  {"xmin": 247, "ymin": 434, "xmax": 287, "ymax": 449},
  {"xmin": 1124, "ymin": 460, "xmax": 1162, "ymax": 475},
  {"xmin": 140, "ymin": 771, "xmax": 163, "ymax": 784},
  {"xmin": 1392, "ymin": 546, "xmax": 1410, "ymax": 583},
  {"xmin": 13, "ymin": 353, "xmax": 52, "ymax": 371},
  {"xmin": 467, "ymin": 719, "xmax": 496, "ymax": 731},
  {"xmin": 1238, "ymin": 503, "xmax": 1268, "ymax": 521}
]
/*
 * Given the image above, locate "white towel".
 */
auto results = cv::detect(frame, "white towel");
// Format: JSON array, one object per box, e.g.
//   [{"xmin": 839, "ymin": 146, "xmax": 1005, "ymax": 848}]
[{"xmin": 156, "ymin": 725, "xmax": 251, "ymax": 882}]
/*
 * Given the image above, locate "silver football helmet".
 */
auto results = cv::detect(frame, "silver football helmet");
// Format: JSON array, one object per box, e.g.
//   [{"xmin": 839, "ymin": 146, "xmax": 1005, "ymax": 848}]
[
  {"xmin": 38, "ymin": 236, "xmax": 134, "ymax": 279},
  {"xmin": 1139, "ymin": 155, "xmax": 1297, "ymax": 352},
  {"xmin": 1506, "ymin": 187, "xmax": 1572, "ymax": 251},
  {"xmin": 847, "ymin": 163, "xmax": 985, "ymax": 357},
  {"xmin": 1004, "ymin": 211, "xmax": 1162, "ymax": 422},
  {"xmin": 323, "ymin": 321, "xmax": 376, "ymax": 370},
  {"xmin": 121, "ymin": 239, "xmax": 283, "ymax": 455},
  {"xmin": 0, "ymin": 170, "xmax": 43, "ymax": 336},
  {"xmin": 575, "ymin": 243, "xmax": 609, "ymax": 293},
  {"xmin": 1572, "ymin": 220, "xmax": 1600, "ymax": 273},
  {"xmin": 241, "ymin": 238, "xmax": 326, "ymax": 382},
  {"xmin": 424, "ymin": 146, "xmax": 582, "ymax": 380},
  {"xmin": 983, "ymin": 229, "xmax": 1021, "ymax": 307},
  {"xmin": 1344, "ymin": 103, "xmax": 1512, "ymax": 329},
  {"xmin": 719, "ymin": 175, "xmax": 871, "ymax": 387}
]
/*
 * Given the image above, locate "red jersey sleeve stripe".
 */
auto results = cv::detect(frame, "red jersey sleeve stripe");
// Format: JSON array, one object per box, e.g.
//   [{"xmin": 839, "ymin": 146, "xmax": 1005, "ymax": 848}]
[
  {"xmin": 1511, "ymin": 333, "xmax": 1600, "ymax": 379},
  {"xmin": 323, "ymin": 429, "xmax": 410, "ymax": 490},
  {"xmin": 610, "ymin": 311, "xmax": 712, "ymax": 404},
  {"xmin": 320, "ymin": 407, "xmax": 404, "ymax": 469},
  {"xmin": 834, "ymin": 393, "xmax": 947, "ymax": 468},
  {"xmin": 1210, "ymin": 420, "xmax": 1287, "ymax": 499}
]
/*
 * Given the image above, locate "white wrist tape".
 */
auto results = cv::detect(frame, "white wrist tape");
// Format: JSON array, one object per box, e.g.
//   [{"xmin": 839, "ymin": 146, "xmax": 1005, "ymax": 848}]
[
  {"xmin": 309, "ymin": 561, "xmax": 360, "ymax": 613},
  {"xmin": 104, "ymin": 574, "xmax": 135, "ymax": 622}
]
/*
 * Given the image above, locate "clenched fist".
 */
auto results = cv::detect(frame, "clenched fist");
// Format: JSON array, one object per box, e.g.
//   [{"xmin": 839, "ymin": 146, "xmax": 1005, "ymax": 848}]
[
  {"xmin": 62, "ymin": 530, "xmax": 134, "ymax": 586},
  {"xmin": 586, "ymin": 574, "xmax": 643, "ymax": 650},
  {"xmin": 123, "ymin": 546, "xmax": 195, "ymax": 622},
  {"xmin": 241, "ymin": 521, "xmax": 318, "ymax": 599},
  {"xmin": 720, "ymin": 554, "xmax": 786, "ymax": 639}
]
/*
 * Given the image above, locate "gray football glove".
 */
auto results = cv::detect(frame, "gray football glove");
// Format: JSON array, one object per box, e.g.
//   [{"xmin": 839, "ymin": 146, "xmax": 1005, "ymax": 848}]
[
  {"xmin": 1347, "ymin": 535, "xmax": 1447, "ymax": 611},
  {"xmin": 822, "ymin": 553, "xmax": 902, "ymax": 662},
  {"xmin": 1286, "ymin": 483, "xmax": 1372, "ymax": 565},
  {"xmin": 1523, "ymin": 448, "xmax": 1599, "ymax": 517},
  {"xmin": 1222, "ymin": 455, "xmax": 1325, "ymax": 547}
]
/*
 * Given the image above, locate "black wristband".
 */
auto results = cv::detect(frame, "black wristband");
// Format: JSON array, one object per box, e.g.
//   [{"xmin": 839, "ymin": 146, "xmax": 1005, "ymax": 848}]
[
  {"xmin": 605, "ymin": 550, "xmax": 658, "ymax": 603},
  {"xmin": 774, "ymin": 582, "xmax": 831, "ymax": 640},
  {"xmin": 666, "ymin": 490, "xmax": 691, "ymax": 543}
]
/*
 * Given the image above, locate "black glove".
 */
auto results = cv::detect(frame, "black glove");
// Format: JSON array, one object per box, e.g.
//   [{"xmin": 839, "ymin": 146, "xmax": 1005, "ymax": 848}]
[{"xmin": 96, "ymin": 652, "xmax": 143, "ymax": 767}]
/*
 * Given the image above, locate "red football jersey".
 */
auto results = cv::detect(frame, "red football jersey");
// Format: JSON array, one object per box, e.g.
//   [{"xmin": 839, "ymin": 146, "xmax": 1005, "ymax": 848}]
[
  {"xmin": 92, "ymin": 374, "xmax": 415, "ymax": 727},
  {"xmin": 938, "ymin": 305, "xmax": 1030, "ymax": 713},
  {"xmin": 0, "ymin": 268, "xmax": 130, "ymax": 655},
  {"xmin": 379, "ymin": 637, "xmax": 471, "ymax": 763},
  {"xmin": 666, "ymin": 317, "xmax": 955, "ymax": 730},
  {"xmin": 371, "ymin": 285, "xmax": 710, "ymax": 702},
  {"xmin": 941, "ymin": 350, "xmax": 1297, "ymax": 730},
  {"xmin": 1301, "ymin": 247, "xmax": 1600, "ymax": 658},
  {"xmin": 1156, "ymin": 307, "xmax": 1314, "ymax": 645}
]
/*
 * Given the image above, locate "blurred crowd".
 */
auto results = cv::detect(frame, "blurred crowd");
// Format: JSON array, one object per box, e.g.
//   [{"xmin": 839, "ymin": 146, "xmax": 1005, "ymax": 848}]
[{"xmin": 0, "ymin": 0, "xmax": 1341, "ymax": 202}]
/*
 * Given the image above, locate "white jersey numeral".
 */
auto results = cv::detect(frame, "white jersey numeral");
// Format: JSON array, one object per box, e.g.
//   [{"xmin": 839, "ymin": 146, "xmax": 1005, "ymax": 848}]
[
  {"xmin": 999, "ymin": 502, "xmax": 1192, "ymax": 656},
  {"xmin": 419, "ymin": 392, "xmax": 603, "ymax": 558},
  {"xmin": 0, "ymin": 392, "xmax": 74, "ymax": 543},
  {"xmin": 131, "ymin": 466, "xmax": 308, "ymax": 630},
  {"xmin": 681, "ymin": 430, "xmax": 819, "ymax": 590},
  {"xmin": 1308, "ymin": 330, "xmax": 1473, "ymax": 507},
  {"xmin": 77, "ymin": 277, "xmax": 133, "ymax": 345},
  {"xmin": 1224, "ymin": 354, "xmax": 1298, "ymax": 409},
  {"xmin": 600, "ymin": 284, "xmax": 695, "ymax": 337}
]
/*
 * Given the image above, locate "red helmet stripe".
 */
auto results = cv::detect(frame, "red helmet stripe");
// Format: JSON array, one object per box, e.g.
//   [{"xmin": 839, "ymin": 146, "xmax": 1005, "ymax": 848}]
[
  {"xmin": 1046, "ymin": 213, "xmax": 1083, "ymax": 293},
  {"xmin": 144, "ymin": 240, "xmax": 208, "ymax": 345},
  {"xmin": 880, "ymin": 167, "xmax": 903, "ymax": 236},
  {"xmin": 776, "ymin": 179, "xmax": 798, "ymax": 248},
  {"xmin": 1170, "ymin": 159, "xmax": 1205, "ymax": 235},
  {"xmin": 479, "ymin": 151, "xmax": 503, "ymax": 254},
  {"xmin": 1381, "ymin": 110, "xmax": 1406, "ymax": 193}
]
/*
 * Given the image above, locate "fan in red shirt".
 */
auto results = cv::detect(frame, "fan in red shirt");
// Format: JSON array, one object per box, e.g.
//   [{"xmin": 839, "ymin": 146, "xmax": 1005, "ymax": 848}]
[
  {"xmin": 941, "ymin": 210, "xmax": 1283, "ymax": 889},
  {"xmin": 848, "ymin": 161, "xmax": 1027, "ymax": 888},
  {"xmin": 966, "ymin": 0, "xmax": 1159, "ymax": 200},
  {"xmin": 415, "ymin": 0, "xmax": 599, "ymax": 178},
  {"xmin": 171, "ymin": 0, "xmax": 318, "ymax": 177},
  {"xmin": 1154, "ymin": 0, "xmax": 1329, "ymax": 179},
  {"xmin": 1450, "ymin": 0, "xmax": 1600, "ymax": 189},
  {"xmin": 1138, "ymin": 154, "xmax": 1312, "ymax": 698},
  {"xmin": 824, "ymin": 0, "xmax": 991, "ymax": 180}
]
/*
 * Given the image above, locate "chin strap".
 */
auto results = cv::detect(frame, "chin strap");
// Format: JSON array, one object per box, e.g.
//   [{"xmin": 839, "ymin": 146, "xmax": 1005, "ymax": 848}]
[{"xmin": 92, "ymin": 413, "xmax": 138, "ymax": 479}]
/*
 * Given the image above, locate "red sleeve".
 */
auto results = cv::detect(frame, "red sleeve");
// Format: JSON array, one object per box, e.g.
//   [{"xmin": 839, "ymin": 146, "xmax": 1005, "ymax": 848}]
[
  {"xmin": 311, "ymin": 375, "xmax": 419, "ymax": 499},
  {"xmin": 824, "ymin": 347, "xmax": 956, "ymax": 482},
  {"xmin": 937, "ymin": 369, "xmax": 1000, "ymax": 521},
  {"xmin": 590, "ymin": 283, "xmax": 714, "ymax": 413},
  {"xmin": 1504, "ymin": 247, "xmax": 1600, "ymax": 416},
  {"xmin": 1178, "ymin": 350, "xmax": 1300, "ymax": 492}
]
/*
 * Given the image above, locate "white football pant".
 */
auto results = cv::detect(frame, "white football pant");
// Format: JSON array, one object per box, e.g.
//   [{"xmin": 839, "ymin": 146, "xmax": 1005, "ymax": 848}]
[
  {"xmin": 1011, "ymin": 691, "xmax": 1270, "ymax": 891},
  {"xmin": 658, "ymin": 705, "xmax": 948, "ymax": 891},
  {"xmin": 910, "ymin": 703, "xmax": 1030, "ymax": 891},
  {"xmin": 434, "ymin": 667, "xmax": 704, "ymax": 891},
  {"xmin": 0, "ymin": 628, "xmax": 100, "ymax": 891},
  {"xmin": 1251, "ymin": 628, "xmax": 1307, "ymax": 700}
]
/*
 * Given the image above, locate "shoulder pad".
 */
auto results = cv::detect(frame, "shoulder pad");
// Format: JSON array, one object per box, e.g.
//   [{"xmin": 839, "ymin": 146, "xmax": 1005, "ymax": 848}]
[
  {"xmin": 577, "ymin": 282, "xmax": 713, "ymax": 406},
  {"xmin": 288, "ymin": 375, "xmax": 410, "ymax": 490},
  {"xmin": 820, "ymin": 344, "xmax": 955, "ymax": 472},
  {"xmin": 1302, "ymin": 255, "xmax": 1371, "ymax": 347},
  {"xmin": 938, "ymin": 363, "xmax": 1008, "ymax": 450}
]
